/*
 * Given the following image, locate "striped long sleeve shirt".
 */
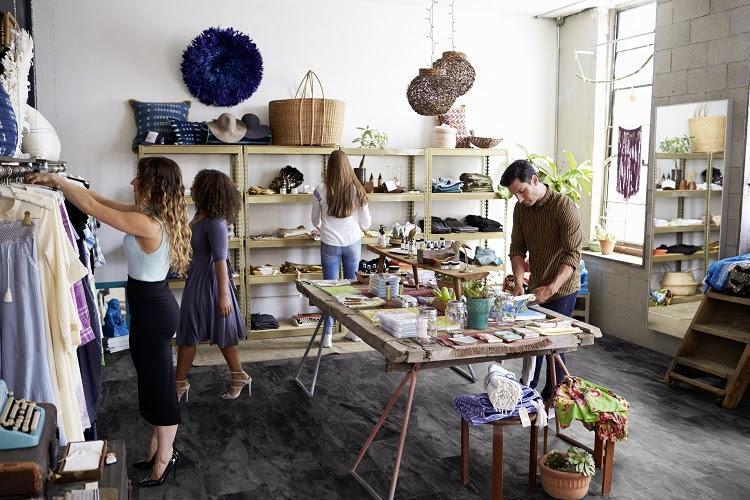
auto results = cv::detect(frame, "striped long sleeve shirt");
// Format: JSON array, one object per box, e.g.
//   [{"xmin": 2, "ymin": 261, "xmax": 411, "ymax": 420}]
[{"xmin": 508, "ymin": 187, "xmax": 582, "ymax": 301}]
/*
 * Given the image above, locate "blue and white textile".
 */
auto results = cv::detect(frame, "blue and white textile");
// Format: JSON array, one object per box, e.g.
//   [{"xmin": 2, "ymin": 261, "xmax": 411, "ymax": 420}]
[{"xmin": 704, "ymin": 253, "xmax": 750, "ymax": 292}]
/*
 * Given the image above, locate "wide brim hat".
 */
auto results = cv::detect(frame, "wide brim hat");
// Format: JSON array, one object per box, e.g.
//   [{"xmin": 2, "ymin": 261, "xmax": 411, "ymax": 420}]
[
  {"xmin": 241, "ymin": 113, "xmax": 271, "ymax": 139},
  {"xmin": 207, "ymin": 112, "xmax": 247, "ymax": 143}
]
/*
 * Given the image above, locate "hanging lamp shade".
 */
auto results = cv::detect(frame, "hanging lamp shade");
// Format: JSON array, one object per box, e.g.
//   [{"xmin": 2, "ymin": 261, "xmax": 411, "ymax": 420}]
[
  {"xmin": 406, "ymin": 68, "xmax": 459, "ymax": 116},
  {"xmin": 433, "ymin": 51, "xmax": 475, "ymax": 96}
]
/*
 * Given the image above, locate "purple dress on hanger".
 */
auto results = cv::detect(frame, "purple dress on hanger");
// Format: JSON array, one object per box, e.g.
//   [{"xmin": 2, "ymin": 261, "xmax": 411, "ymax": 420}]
[{"xmin": 176, "ymin": 218, "xmax": 245, "ymax": 348}]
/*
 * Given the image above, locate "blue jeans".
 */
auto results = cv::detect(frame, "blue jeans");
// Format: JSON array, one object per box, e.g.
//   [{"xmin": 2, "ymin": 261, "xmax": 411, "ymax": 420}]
[
  {"xmin": 529, "ymin": 292, "xmax": 578, "ymax": 400},
  {"xmin": 321, "ymin": 241, "xmax": 361, "ymax": 332}
]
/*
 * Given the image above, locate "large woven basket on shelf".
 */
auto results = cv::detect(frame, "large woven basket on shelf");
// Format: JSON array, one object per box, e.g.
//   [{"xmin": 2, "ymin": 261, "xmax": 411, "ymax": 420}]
[
  {"xmin": 688, "ymin": 103, "xmax": 725, "ymax": 153},
  {"xmin": 269, "ymin": 70, "xmax": 345, "ymax": 146}
]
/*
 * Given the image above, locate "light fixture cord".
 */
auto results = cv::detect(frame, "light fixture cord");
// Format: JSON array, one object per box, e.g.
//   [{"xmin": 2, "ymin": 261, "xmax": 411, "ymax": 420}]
[
  {"xmin": 450, "ymin": 0, "xmax": 456, "ymax": 50},
  {"xmin": 426, "ymin": 0, "xmax": 438, "ymax": 64}
]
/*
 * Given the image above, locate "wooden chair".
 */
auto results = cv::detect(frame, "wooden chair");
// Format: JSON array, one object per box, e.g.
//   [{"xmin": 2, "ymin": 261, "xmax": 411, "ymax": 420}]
[{"xmin": 459, "ymin": 414, "xmax": 538, "ymax": 500}]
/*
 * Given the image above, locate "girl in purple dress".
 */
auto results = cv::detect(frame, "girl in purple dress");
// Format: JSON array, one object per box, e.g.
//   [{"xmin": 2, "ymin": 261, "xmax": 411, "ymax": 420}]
[{"xmin": 175, "ymin": 169, "xmax": 250, "ymax": 400}]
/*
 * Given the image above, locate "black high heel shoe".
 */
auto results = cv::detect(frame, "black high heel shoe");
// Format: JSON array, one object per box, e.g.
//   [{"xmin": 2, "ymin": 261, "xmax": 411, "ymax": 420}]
[
  {"xmin": 137, "ymin": 450, "xmax": 180, "ymax": 488},
  {"xmin": 132, "ymin": 448, "xmax": 179, "ymax": 470}
]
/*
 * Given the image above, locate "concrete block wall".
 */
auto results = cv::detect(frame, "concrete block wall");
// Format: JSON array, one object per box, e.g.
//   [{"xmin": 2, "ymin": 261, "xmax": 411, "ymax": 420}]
[{"xmin": 653, "ymin": 0, "xmax": 750, "ymax": 255}]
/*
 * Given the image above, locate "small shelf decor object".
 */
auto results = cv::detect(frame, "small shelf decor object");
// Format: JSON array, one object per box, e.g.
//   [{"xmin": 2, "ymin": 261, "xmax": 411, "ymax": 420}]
[
  {"xmin": 181, "ymin": 27, "xmax": 264, "ymax": 107},
  {"xmin": 595, "ymin": 224, "xmax": 616, "ymax": 255},
  {"xmin": 269, "ymin": 70, "xmax": 345, "ymax": 146},
  {"xmin": 468, "ymin": 135, "xmax": 502, "ymax": 149},
  {"xmin": 433, "ymin": 51, "xmax": 475, "ymax": 96}
]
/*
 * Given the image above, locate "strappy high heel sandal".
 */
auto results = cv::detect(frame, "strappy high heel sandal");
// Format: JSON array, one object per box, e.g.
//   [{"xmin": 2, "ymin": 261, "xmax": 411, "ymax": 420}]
[
  {"xmin": 176, "ymin": 379, "xmax": 190, "ymax": 403},
  {"xmin": 221, "ymin": 371, "xmax": 252, "ymax": 400}
]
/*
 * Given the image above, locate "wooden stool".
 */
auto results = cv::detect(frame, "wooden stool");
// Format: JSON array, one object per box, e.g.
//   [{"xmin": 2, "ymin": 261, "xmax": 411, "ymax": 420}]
[{"xmin": 460, "ymin": 415, "xmax": 538, "ymax": 500}]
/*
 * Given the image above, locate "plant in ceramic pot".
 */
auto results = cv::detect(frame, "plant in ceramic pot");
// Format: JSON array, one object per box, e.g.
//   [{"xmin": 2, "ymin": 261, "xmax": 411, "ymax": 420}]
[
  {"xmin": 539, "ymin": 446, "xmax": 595, "ymax": 500},
  {"xmin": 352, "ymin": 125, "xmax": 388, "ymax": 184},
  {"xmin": 594, "ymin": 224, "xmax": 616, "ymax": 255},
  {"xmin": 463, "ymin": 279, "xmax": 492, "ymax": 330}
]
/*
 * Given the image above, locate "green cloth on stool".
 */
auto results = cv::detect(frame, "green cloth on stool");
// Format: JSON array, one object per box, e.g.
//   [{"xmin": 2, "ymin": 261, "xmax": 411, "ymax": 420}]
[{"xmin": 554, "ymin": 376, "xmax": 629, "ymax": 442}]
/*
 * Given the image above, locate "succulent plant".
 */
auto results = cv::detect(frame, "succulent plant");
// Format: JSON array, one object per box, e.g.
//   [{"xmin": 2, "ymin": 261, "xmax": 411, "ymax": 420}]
[{"xmin": 544, "ymin": 447, "xmax": 595, "ymax": 477}]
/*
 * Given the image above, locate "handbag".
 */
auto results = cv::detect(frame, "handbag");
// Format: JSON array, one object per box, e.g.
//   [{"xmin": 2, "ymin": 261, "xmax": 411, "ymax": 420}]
[{"xmin": 474, "ymin": 246, "xmax": 499, "ymax": 266}]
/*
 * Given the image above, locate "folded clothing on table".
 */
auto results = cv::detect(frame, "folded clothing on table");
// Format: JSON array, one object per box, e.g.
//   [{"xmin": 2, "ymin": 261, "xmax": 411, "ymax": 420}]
[
  {"xmin": 445, "ymin": 217, "xmax": 478, "ymax": 233},
  {"xmin": 464, "ymin": 214, "xmax": 503, "ymax": 232},
  {"xmin": 250, "ymin": 313, "xmax": 279, "ymax": 330},
  {"xmin": 453, "ymin": 385, "xmax": 547, "ymax": 426}
]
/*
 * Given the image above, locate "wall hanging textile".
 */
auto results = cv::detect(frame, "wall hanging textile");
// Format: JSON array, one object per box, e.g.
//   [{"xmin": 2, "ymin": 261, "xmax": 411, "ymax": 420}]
[
  {"xmin": 269, "ymin": 70, "xmax": 344, "ymax": 146},
  {"xmin": 616, "ymin": 126, "xmax": 641, "ymax": 201},
  {"xmin": 433, "ymin": 51, "xmax": 475, "ymax": 96},
  {"xmin": 406, "ymin": 67, "xmax": 458, "ymax": 116},
  {"xmin": 181, "ymin": 27, "xmax": 263, "ymax": 107},
  {"xmin": 554, "ymin": 376, "xmax": 629, "ymax": 442}
]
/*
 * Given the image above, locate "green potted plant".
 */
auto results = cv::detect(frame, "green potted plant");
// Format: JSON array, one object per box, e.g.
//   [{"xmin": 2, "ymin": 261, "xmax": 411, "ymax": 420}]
[
  {"xmin": 658, "ymin": 135, "xmax": 692, "ymax": 154},
  {"xmin": 539, "ymin": 447, "xmax": 595, "ymax": 500},
  {"xmin": 352, "ymin": 125, "xmax": 388, "ymax": 184},
  {"xmin": 463, "ymin": 279, "xmax": 491, "ymax": 330},
  {"xmin": 595, "ymin": 223, "xmax": 616, "ymax": 255}
]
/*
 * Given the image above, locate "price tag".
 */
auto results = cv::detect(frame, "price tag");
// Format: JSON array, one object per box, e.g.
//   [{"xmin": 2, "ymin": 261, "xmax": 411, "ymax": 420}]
[{"xmin": 518, "ymin": 406, "xmax": 532, "ymax": 427}]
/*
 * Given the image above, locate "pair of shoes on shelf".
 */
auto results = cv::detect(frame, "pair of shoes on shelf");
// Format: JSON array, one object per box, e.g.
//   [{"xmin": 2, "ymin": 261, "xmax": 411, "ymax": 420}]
[
  {"xmin": 321, "ymin": 331, "xmax": 333, "ymax": 348},
  {"xmin": 137, "ymin": 449, "xmax": 180, "ymax": 488},
  {"xmin": 221, "ymin": 371, "xmax": 252, "ymax": 399},
  {"xmin": 176, "ymin": 379, "xmax": 190, "ymax": 403}
]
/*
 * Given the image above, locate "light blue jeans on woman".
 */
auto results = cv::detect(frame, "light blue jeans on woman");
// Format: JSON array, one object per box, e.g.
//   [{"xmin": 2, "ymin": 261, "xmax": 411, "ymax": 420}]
[{"xmin": 320, "ymin": 240, "xmax": 361, "ymax": 332}]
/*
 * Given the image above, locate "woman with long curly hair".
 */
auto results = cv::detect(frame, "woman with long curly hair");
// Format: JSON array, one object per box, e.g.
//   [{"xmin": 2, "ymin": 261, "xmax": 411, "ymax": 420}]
[
  {"xmin": 174, "ymin": 169, "xmax": 248, "ymax": 401},
  {"xmin": 311, "ymin": 150, "xmax": 371, "ymax": 347},
  {"xmin": 28, "ymin": 156, "xmax": 191, "ymax": 488}
]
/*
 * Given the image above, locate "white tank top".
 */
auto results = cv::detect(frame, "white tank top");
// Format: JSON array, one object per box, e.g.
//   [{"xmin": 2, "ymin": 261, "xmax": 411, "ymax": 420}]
[{"xmin": 123, "ymin": 219, "xmax": 170, "ymax": 281}]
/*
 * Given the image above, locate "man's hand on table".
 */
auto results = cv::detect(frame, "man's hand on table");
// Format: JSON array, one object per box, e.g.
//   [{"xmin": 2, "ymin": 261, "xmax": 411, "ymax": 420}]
[{"xmin": 532, "ymin": 284, "xmax": 557, "ymax": 304}]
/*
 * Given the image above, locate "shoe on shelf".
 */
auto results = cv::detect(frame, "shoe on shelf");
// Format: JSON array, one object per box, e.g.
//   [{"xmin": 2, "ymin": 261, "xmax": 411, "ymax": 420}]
[
  {"xmin": 344, "ymin": 331, "xmax": 362, "ymax": 342},
  {"xmin": 175, "ymin": 379, "xmax": 190, "ymax": 403},
  {"xmin": 322, "ymin": 332, "xmax": 333, "ymax": 348},
  {"xmin": 137, "ymin": 450, "xmax": 180, "ymax": 488},
  {"xmin": 221, "ymin": 371, "xmax": 252, "ymax": 399}
]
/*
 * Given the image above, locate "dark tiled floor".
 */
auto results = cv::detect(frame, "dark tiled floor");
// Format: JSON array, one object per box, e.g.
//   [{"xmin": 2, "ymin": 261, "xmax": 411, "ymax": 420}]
[{"xmin": 98, "ymin": 336, "xmax": 750, "ymax": 499}]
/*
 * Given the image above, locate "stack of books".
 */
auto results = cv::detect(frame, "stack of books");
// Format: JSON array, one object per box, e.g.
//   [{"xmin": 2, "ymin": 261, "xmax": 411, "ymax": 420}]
[{"xmin": 104, "ymin": 336, "xmax": 130, "ymax": 353}]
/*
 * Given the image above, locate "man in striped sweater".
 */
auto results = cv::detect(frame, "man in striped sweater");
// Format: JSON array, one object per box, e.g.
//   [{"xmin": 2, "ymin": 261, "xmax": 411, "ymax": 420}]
[{"xmin": 500, "ymin": 159, "xmax": 583, "ymax": 400}]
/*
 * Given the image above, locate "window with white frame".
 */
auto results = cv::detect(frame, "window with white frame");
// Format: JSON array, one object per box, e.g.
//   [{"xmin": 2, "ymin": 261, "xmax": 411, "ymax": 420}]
[{"xmin": 601, "ymin": 2, "xmax": 656, "ymax": 245}]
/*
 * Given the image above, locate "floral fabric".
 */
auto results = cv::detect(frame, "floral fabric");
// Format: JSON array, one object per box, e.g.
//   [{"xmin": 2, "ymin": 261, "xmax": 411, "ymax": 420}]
[{"xmin": 554, "ymin": 376, "xmax": 629, "ymax": 442}]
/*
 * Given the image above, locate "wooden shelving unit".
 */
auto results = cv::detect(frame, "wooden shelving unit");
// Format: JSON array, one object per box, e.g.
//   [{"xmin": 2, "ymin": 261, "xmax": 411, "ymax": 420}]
[{"xmin": 666, "ymin": 289, "xmax": 750, "ymax": 408}]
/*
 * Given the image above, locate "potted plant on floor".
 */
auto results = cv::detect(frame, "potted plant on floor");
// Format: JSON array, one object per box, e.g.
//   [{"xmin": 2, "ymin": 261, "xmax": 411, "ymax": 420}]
[
  {"xmin": 352, "ymin": 125, "xmax": 388, "ymax": 185},
  {"xmin": 595, "ymin": 224, "xmax": 616, "ymax": 255},
  {"xmin": 463, "ymin": 279, "xmax": 492, "ymax": 330},
  {"xmin": 539, "ymin": 446, "xmax": 595, "ymax": 500}
]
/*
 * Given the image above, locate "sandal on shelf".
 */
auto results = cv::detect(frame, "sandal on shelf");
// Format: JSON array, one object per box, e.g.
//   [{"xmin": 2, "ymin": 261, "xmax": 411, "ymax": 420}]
[
  {"xmin": 176, "ymin": 379, "xmax": 190, "ymax": 403},
  {"xmin": 221, "ymin": 371, "xmax": 252, "ymax": 400}
]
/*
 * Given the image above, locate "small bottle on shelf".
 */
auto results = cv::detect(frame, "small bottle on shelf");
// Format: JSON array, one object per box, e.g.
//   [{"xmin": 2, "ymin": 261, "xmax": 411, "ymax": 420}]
[{"xmin": 377, "ymin": 173, "xmax": 383, "ymax": 186}]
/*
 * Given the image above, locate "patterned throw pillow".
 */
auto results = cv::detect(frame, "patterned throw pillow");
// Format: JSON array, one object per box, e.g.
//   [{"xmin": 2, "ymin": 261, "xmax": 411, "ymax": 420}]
[
  {"xmin": 438, "ymin": 105, "xmax": 469, "ymax": 148},
  {"xmin": 0, "ymin": 84, "xmax": 18, "ymax": 156},
  {"xmin": 129, "ymin": 99, "xmax": 190, "ymax": 151},
  {"xmin": 170, "ymin": 118, "xmax": 208, "ymax": 145}
]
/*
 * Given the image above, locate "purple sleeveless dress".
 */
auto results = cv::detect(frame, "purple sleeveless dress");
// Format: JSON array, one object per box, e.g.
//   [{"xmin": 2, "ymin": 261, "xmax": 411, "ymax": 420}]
[{"xmin": 176, "ymin": 218, "xmax": 245, "ymax": 347}]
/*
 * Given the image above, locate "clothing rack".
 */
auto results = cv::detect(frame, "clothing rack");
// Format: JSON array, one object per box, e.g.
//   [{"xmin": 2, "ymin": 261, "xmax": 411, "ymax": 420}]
[{"xmin": 0, "ymin": 160, "xmax": 67, "ymax": 181}]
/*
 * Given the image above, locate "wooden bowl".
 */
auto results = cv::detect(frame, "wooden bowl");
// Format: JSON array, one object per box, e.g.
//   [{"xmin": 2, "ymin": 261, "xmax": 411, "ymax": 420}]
[{"xmin": 469, "ymin": 136, "xmax": 503, "ymax": 149}]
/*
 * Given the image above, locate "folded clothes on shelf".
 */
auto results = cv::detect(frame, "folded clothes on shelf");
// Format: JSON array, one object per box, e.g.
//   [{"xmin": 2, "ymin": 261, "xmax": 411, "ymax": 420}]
[
  {"xmin": 431, "ymin": 177, "xmax": 463, "ymax": 193},
  {"xmin": 464, "ymin": 214, "xmax": 503, "ymax": 232},
  {"xmin": 459, "ymin": 173, "xmax": 494, "ymax": 192},
  {"xmin": 250, "ymin": 313, "xmax": 279, "ymax": 330},
  {"xmin": 444, "ymin": 217, "xmax": 478, "ymax": 233},
  {"xmin": 419, "ymin": 217, "xmax": 452, "ymax": 234},
  {"xmin": 655, "ymin": 243, "xmax": 700, "ymax": 255},
  {"xmin": 278, "ymin": 225, "xmax": 311, "ymax": 238}
]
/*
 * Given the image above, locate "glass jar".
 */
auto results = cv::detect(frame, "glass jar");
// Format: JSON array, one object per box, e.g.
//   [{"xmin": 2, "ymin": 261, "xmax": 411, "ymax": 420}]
[
  {"xmin": 417, "ymin": 306, "xmax": 438, "ymax": 344},
  {"xmin": 445, "ymin": 300, "xmax": 467, "ymax": 334}
]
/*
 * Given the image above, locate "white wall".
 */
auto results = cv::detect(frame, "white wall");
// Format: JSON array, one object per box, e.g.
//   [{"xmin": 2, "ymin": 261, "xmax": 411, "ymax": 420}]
[{"xmin": 33, "ymin": 0, "xmax": 557, "ymax": 317}]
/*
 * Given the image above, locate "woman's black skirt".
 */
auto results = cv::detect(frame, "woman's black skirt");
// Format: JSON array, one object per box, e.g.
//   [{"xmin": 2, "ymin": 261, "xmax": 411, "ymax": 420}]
[{"xmin": 126, "ymin": 277, "xmax": 180, "ymax": 426}]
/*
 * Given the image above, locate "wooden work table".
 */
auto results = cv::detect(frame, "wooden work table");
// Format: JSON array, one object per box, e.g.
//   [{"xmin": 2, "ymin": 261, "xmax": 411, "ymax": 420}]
[
  {"xmin": 293, "ymin": 279, "xmax": 601, "ymax": 500},
  {"xmin": 365, "ymin": 244, "xmax": 502, "ymax": 297}
]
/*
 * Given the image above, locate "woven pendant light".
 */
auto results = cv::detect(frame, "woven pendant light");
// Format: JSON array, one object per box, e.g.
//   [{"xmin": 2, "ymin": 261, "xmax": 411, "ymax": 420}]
[
  {"xmin": 406, "ymin": 68, "xmax": 459, "ymax": 116},
  {"xmin": 433, "ymin": 51, "xmax": 475, "ymax": 96}
]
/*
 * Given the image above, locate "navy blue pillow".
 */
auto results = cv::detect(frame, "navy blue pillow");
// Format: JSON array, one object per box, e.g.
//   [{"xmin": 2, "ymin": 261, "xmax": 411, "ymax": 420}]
[
  {"xmin": 129, "ymin": 99, "xmax": 190, "ymax": 151},
  {"xmin": 0, "ymin": 84, "xmax": 18, "ymax": 156},
  {"xmin": 170, "ymin": 118, "xmax": 208, "ymax": 145}
]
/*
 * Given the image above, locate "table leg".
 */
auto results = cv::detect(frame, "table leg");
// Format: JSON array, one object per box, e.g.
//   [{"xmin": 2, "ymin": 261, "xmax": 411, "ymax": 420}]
[
  {"xmin": 492, "ymin": 424, "xmax": 504, "ymax": 500},
  {"xmin": 594, "ymin": 433, "xmax": 603, "ymax": 468},
  {"xmin": 460, "ymin": 419, "xmax": 469, "ymax": 485},
  {"xmin": 543, "ymin": 353, "xmax": 555, "ymax": 454},
  {"xmin": 411, "ymin": 264, "xmax": 420, "ymax": 289},
  {"xmin": 351, "ymin": 365, "xmax": 421, "ymax": 500},
  {"xmin": 529, "ymin": 422, "xmax": 537, "ymax": 493},
  {"xmin": 601, "ymin": 440, "xmax": 615, "ymax": 496},
  {"xmin": 293, "ymin": 315, "xmax": 326, "ymax": 398},
  {"xmin": 450, "ymin": 364, "xmax": 477, "ymax": 383},
  {"xmin": 452, "ymin": 278, "xmax": 462, "ymax": 299}
]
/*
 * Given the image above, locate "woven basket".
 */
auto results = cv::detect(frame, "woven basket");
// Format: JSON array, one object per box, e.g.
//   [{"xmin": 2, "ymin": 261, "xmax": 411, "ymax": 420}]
[
  {"xmin": 688, "ymin": 103, "xmax": 725, "ymax": 153},
  {"xmin": 269, "ymin": 70, "xmax": 345, "ymax": 146}
]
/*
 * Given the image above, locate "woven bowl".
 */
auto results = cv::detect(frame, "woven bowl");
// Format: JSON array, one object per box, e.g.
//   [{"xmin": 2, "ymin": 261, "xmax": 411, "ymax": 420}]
[{"xmin": 469, "ymin": 136, "xmax": 503, "ymax": 149}]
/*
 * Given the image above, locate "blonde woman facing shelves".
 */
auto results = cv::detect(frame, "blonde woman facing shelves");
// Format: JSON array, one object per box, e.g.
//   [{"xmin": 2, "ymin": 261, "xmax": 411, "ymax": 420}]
[
  {"xmin": 311, "ymin": 150, "xmax": 372, "ymax": 347},
  {"xmin": 28, "ymin": 157, "xmax": 191, "ymax": 488}
]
